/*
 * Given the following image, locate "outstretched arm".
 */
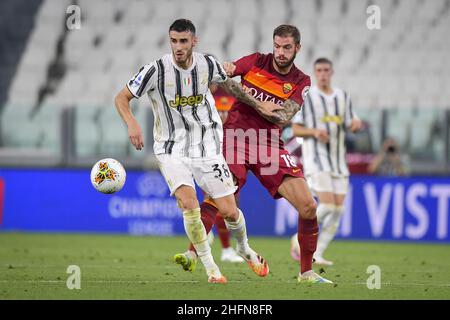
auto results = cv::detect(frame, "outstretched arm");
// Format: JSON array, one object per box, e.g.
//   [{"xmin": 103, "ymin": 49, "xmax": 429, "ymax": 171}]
[
  {"xmin": 220, "ymin": 61, "xmax": 297, "ymax": 126},
  {"xmin": 217, "ymin": 77, "xmax": 283, "ymax": 123},
  {"xmin": 275, "ymin": 99, "xmax": 303, "ymax": 126}
]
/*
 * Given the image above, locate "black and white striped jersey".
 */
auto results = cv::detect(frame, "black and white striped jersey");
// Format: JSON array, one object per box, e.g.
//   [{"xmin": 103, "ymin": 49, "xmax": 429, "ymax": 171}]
[
  {"xmin": 292, "ymin": 85, "xmax": 358, "ymax": 177},
  {"xmin": 126, "ymin": 52, "xmax": 227, "ymax": 158}
]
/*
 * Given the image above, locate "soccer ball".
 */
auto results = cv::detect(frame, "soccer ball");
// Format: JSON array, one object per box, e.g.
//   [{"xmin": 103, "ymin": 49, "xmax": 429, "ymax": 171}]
[{"xmin": 90, "ymin": 158, "xmax": 126, "ymax": 194}]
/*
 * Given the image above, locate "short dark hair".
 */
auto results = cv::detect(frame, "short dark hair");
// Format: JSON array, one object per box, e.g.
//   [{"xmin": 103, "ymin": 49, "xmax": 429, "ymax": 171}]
[
  {"xmin": 314, "ymin": 57, "xmax": 333, "ymax": 67},
  {"xmin": 273, "ymin": 24, "xmax": 301, "ymax": 44},
  {"xmin": 169, "ymin": 19, "xmax": 196, "ymax": 35}
]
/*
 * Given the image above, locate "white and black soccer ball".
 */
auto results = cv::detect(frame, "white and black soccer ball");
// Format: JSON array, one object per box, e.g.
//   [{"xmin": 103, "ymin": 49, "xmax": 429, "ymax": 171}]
[{"xmin": 90, "ymin": 158, "xmax": 126, "ymax": 194}]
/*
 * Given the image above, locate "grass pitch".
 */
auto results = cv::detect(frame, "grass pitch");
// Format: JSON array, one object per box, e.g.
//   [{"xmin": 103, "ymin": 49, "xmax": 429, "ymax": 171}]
[{"xmin": 0, "ymin": 232, "xmax": 449, "ymax": 299}]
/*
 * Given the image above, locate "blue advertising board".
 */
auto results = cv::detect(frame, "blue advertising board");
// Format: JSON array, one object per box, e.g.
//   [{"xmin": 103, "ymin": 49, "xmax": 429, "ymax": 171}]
[
  {"xmin": 0, "ymin": 169, "xmax": 183, "ymax": 235},
  {"xmin": 276, "ymin": 176, "xmax": 450, "ymax": 242},
  {"xmin": 0, "ymin": 168, "xmax": 449, "ymax": 242}
]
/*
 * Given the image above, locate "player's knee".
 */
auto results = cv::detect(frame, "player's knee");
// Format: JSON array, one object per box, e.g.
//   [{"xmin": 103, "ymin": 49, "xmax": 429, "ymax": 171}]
[
  {"xmin": 217, "ymin": 206, "xmax": 238, "ymax": 221},
  {"xmin": 214, "ymin": 194, "xmax": 239, "ymax": 220},
  {"xmin": 300, "ymin": 199, "xmax": 317, "ymax": 219},
  {"xmin": 177, "ymin": 197, "xmax": 199, "ymax": 211}
]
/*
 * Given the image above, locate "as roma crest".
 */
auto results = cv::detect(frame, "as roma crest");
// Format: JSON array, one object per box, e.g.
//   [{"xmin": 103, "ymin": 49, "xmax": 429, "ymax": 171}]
[{"xmin": 283, "ymin": 83, "xmax": 293, "ymax": 94}]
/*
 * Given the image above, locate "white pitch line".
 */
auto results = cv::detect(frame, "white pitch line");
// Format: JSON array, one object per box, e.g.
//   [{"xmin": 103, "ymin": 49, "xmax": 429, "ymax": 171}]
[
  {"xmin": 0, "ymin": 280, "xmax": 200, "ymax": 284},
  {"xmin": 4, "ymin": 265, "xmax": 447, "ymax": 274},
  {"xmin": 1, "ymin": 280, "xmax": 450, "ymax": 287},
  {"xmin": 2, "ymin": 264, "xmax": 181, "ymax": 269}
]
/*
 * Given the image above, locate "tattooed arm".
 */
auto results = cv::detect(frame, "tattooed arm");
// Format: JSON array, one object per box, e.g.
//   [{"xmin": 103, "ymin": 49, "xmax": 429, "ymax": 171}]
[
  {"xmin": 216, "ymin": 78, "xmax": 283, "ymax": 123},
  {"xmin": 274, "ymin": 99, "xmax": 302, "ymax": 126}
]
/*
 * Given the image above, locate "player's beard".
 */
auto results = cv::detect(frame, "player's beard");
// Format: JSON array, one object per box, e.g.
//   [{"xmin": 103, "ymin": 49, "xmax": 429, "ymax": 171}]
[
  {"xmin": 182, "ymin": 46, "xmax": 194, "ymax": 63},
  {"xmin": 274, "ymin": 52, "xmax": 297, "ymax": 69}
]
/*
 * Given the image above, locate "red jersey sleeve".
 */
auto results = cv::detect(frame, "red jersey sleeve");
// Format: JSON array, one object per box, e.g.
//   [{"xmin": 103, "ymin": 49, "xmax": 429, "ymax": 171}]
[
  {"xmin": 289, "ymin": 76, "xmax": 311, "ymax": 106},
  {"xmin": 233, "ymin": 52, "xmax": 261, "ymax": 77}
]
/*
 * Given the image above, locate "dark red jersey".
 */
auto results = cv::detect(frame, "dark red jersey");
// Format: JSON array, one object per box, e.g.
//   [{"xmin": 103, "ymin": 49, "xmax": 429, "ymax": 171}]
[{"xmin": 224, "ymin": 52, "xmax": 311, "ymax": 147}]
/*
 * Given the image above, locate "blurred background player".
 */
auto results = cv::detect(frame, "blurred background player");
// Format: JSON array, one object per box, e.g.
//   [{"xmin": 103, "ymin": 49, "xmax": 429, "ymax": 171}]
[
  {"xmin": 290, "ymin": 57, "xmax": 362, "ymax": 266},
  {"xmin": 115, "ymin": 19, "xmax": 269, "ymax": 283}
]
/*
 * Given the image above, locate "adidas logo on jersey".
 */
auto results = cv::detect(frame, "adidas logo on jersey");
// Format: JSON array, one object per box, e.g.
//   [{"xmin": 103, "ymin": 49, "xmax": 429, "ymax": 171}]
[{"xmin": 169, "ymin": 94, "xmax": 204, "ymax": 108}]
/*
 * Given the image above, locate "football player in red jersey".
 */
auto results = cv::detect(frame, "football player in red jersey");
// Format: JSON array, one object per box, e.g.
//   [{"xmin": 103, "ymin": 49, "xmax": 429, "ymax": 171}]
[
  {"xmin": 221, "ymin": 25, "xmax": 331, "ymax": 284},
  {"xmin": 176, "ymin": 25, "xmax": 332, "ymax": 283}
]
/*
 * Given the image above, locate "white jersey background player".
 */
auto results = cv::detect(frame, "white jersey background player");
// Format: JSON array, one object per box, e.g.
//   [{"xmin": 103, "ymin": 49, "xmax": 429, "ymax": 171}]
[
  {"xmin": 290, "ymin": 57, "xmax": 362, "ymax": 266},
  {"xmin": 114, "ymin": 19, "xmax": 273, "ymax": 283}
]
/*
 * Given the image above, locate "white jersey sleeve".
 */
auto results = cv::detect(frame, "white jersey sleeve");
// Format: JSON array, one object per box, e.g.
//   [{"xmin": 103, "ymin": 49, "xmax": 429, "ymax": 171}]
[
  {"xmin": 292, "ymin": 104, "xmax": 305, "ymax": 125},
  {"xmin": 126, "ymin": 63, "xmax": 157, "ymax": 98},
  {"xmin": 344, "ymin": 91, "xmax": 359, "ymax": 127},
  {"xmin": 207, "ymin": 55, "xmax": 227, "ymax": 84},
  {"xmin": 292, "ymin": 94, "xmax": 313, "ymax": 126}
]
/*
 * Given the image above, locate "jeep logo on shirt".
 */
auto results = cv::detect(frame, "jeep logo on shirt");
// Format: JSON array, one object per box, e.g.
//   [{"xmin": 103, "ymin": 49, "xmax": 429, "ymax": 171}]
[
  {"xmin": 321, "ymin": 115, "xmax": 343, "ymax": 124},
  {"xmin": 169, "ymin": 94, "xmax": 204, "ymax": 108}
]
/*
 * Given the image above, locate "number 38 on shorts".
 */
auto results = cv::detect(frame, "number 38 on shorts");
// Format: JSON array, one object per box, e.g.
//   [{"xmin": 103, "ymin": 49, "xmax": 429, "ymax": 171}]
[{"xmin": 156, "ymin": 153, "xmax": 238, "ymax": 199}]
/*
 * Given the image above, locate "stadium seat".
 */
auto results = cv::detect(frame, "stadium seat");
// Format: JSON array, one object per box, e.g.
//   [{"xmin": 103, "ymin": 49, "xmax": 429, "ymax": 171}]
[
  {"xmin": 74, "ymin": 106, "xmax": 101, "ymax": 157},
  {"xmin": 96, "ymin": 105, "xmax": 131, "ymax": 156},
  {"xmin": 294, "ymin": 0, "xmax": 318, "ymax": 23},
  {"xmin": 1, "ymin": 104, "xmax": 43, "ymax": 149},
  {"xmin": 3, "ymin": 0, "xmax": 450, "ymax": 162}
]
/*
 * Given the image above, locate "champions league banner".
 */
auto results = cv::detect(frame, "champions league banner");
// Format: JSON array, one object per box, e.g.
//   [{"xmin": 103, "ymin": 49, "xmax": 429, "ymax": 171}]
[
  {"xmin": 0, "ymin": 169, "xmax": 184, "ymax": 235},
  {"xmin": 0, "ymin": 168, "xmax": 449, "ymax": 242}
]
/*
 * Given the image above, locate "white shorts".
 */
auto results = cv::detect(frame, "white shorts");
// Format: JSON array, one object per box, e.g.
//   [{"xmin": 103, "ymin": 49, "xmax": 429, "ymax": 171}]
[
  {"xmin": 306, "ymin": 172, "xmax": 349, "ymax": 195},
  {"xmin": 155, "ymin": 153, "xmax": 238, "ymax": 199}
]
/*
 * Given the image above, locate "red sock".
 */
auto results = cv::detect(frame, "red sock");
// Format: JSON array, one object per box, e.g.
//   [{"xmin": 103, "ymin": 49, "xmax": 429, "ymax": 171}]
[
  {"xmin": 188, "ymin": 201, "xmax": 219, "ymax": 253},
  {"xmin": 298, "ymin": 217, "xmax": 319, "ymax": 274},
  {"xmin": 215, "ymin": 213, "xmax": 230, "ymax": 249}
]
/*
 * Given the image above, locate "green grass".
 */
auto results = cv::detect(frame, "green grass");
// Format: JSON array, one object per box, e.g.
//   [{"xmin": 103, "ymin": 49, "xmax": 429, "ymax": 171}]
[{"xmin": 0, "ymin": 232, "xmax": 449, "ymax": 299}]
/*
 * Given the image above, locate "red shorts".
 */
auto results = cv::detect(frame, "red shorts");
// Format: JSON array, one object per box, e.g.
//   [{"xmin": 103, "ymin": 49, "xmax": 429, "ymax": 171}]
[{"xmin": 223, "ymin": 139, "xmax": 304, "ymax": 199}]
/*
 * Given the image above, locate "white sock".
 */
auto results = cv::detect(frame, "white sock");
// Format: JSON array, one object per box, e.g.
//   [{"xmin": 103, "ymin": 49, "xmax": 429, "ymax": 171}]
[
  {"xmin": 301, "ymin": 270, "xmax": 315, "ymax": 277},
  {"xmin": 222, "ymin": 247, "xmax": 233, "ymax": 254},
  {"xmin": 316, "ymin": 203, "xmax": 335, "ymax": 224},
  {"xmin": 183, "ymin": 208, "xmax": 219, "ymax": 276},
  {"xmin": 316, "ymin": 205, "xmax": 344, "ymax": 258},
  {"xmin": 224, "ymin": 209, "xmax": 250, "ymax": 254}
]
